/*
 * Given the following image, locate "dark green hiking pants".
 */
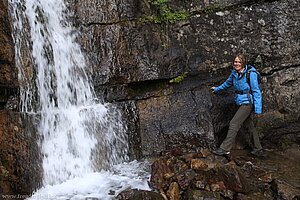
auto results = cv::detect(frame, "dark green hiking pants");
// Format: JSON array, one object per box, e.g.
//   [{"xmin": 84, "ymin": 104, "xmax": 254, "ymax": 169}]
[{"xmin": 220, "ymin": 104, "xmax": 262, "ymax": 152}]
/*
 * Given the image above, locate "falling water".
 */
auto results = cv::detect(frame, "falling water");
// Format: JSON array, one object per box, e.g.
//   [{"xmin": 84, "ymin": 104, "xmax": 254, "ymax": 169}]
[{"xmin": 8, "ymin": 0, "xmax": 150, "ymax": 199}]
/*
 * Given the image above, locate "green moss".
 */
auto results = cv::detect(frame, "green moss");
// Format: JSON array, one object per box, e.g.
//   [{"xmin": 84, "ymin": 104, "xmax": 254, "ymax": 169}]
[
  {"xmin": 161, "ymin": 10, "xmax": 190, "ymax": 24},
  {"xmin": 152, "ymin": 0, "xmax": 170, "ymax": 5},
  {"xmin": 169, "ymin": 72, "xmax": 188, "ymax": 83},
  {"xmin": 142, "ymin": 0, "xmax": 190, "ymax": 24},
  {"xmin": 139, "ymin": 1, "xmax": 228, "ymax": 24}
]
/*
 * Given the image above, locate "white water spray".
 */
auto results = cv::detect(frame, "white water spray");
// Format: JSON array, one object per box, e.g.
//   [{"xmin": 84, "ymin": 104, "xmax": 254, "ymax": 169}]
[{"xmin": 8, "ymin": 1, "xmax": 149, "ymax": 198}]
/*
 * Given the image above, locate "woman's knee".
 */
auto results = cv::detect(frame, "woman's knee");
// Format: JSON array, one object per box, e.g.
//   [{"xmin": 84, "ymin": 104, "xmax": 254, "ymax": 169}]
[{"xmin": 229, "ymin": 120, "xmax": 240, "ymax": 131}]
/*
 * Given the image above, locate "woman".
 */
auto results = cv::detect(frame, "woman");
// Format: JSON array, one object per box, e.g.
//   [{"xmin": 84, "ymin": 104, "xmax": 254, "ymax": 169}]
[{"xmin": 211, "ymin": 54, "xmax": 263, "ymax": 156}]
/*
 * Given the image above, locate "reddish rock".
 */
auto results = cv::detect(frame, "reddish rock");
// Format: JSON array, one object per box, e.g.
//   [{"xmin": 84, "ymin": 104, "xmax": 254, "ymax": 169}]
[
  {"xmin": 166, "ymin": 182, "xmax": 180, "ymax": 200},
  {"xmin": 216, "ymin": 161, "xmax": 250, "ymax": 193},
  {"xmin": 0, "ymin": 111, "xmax": 41, "ymax": 196},
  {"xmin": 0, "ymin": 1, "xmax": 17, "ymax": 86},
  {"xmin": 176, "ymin": 169, "xmax": 195, "ymax": 190},
  {"xmin": 117, "ymin": 189, "xmax": 165, "ymax": 200},
  {"xmin": 190, "ymin": 158, "xmax": 208, "ymax": 170},
  {"xmin": 150, "ymin": 157, "xmax": 172, "ymax": 191}
]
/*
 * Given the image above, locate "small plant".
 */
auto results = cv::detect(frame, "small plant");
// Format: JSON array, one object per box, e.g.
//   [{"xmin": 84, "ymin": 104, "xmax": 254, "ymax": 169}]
[
  {"xmin": 169, "ymin": 72, "xmax": 188, "ymax": 83},
  {"xmin": 145, "ymin": 0, "xmax": 190, "ymax": 24},
  {"xmin": 152, "ymin": 0, "xmax": 169, "ymax": 5}
]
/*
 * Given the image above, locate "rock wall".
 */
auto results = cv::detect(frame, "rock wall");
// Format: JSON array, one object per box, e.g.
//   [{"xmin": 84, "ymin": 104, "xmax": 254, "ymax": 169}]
[
  {"xmin": 0, "ymin": 1, "xmax": 41, "ymax": 196},
  {"xmin": 72, "ymin": 0, "xmax": 300, "ymax": 157},
  {"xmin": 0, "ymin": 0, "xmax": 299, "ymax": 196},
  {"xmin": 0, "ymin": 111, "xmax": 42, "ymax": 196},
  {"xmin": 0, "ymin": 0, "xmax": 17, "ymax": 104}
]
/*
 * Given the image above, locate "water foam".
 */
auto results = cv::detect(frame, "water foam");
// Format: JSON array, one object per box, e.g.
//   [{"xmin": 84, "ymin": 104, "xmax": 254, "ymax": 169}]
[{"xmin": 8, "ymin": 0, "xmax": 150, "ymax": 198}]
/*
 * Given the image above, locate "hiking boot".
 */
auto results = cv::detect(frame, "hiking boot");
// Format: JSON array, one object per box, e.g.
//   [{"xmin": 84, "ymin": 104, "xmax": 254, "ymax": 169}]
[
  {"xmin": 250, "ymin": 149, "xmax": 264, "ymax": 157},
  {"xmin": 212, "ymin": 148, "xmax": 230, "ymax": 156}
]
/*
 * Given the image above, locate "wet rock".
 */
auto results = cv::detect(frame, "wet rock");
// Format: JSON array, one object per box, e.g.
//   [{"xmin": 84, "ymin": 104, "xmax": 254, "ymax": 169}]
[
  {"xmin": 143, "ymin": 146, "xmax": 300, "ymax": 199},
  {"xmin": 170, "ymin": 158, "xmax": 189, "ymax": 174},
  {"xmin": 148, "ymin": 150, "xmax": 253, "ymax": 199},
  {"xmin": 179, "ymin": 153, "xmax": 197, "ymax": 164},
  {"xmin": 166, "ymin": 182, "xmax": 180, "ymax": 200},
  {"xmin": 4, "ymin": 96, "xmax": 19, "ymax": 111},
  {"xmin": 190, "ymin": 159, "xmax": 208, "ymax": 171},
  {"xmin": 0, "ymin": 111, "xmax": 41, "ymax": 196},
  {"xmin": 235, "ymin": 193, "xmax": 252, "ymax": 200},
  {"xmin": 151, "ymin": 148, "xmax": 292, "ymax": 199},
  {"xmin": 200, "ymin": 149, "xmax": 211, "ymax": 158},
  {"xmin": 169, "ymin": 148, "xmax": 183, "ymax": 157},
  {"xmin": 150, "ymin": 157, "xmax": 172, "ymax": 192},
  {"xmin": 176, "ymin": 169, "xmax": 196, "ymax": 190},
  {"xmin": 205, "ymin": 161, "xmax": 250, "ymax": 193},
  {"xmin": 0, "ymin": 165, "xmax": 11, "ymax": 195},
  {"xmin": 240, "ymin": 161, "xmax": 254, "ymax": 178},
  {"xmin": 258, "ymin": 172, "xmax": 273, "ymax": 183},
  {"xmin": 271, "ymin": 179, "xmax": 300, "ymax": 200},
  {"xmin": 220, "ymin": 189, "xmax": 234, "ymax": 200},
  {"xmin": 194, "ymin": 180, "xmax": 206, "ymax": 190},
  {"xmin": 117, "ymin": 189, "xmax": 165, "ymax": 200},
  {"xmin": 210, "ymin": 181, "xmax": 225, "ymax": 192},
  {"xmin": 0, "ymin": 0, "xmax": 17, "ymax": 87},
  {"xmin": 184, "ymin": 189, "xmax": 221, "ymax": 200}
]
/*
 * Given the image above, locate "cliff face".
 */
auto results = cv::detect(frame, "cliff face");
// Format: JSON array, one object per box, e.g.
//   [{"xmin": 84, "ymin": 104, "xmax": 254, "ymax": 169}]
[
  {"xmin": 71, "ymin": 0, "xmax": 300, "ymax": 156},
  {"xmin": 0, "ymin": 1, "xmax": 41, "ymax": 195},
  {"xmin": 0, "ymin": 0, "xmax": 17, "ymax": 94},
  {"xmin": 0, "ymin": 0, "xmax": 299, "ymax": 195}
]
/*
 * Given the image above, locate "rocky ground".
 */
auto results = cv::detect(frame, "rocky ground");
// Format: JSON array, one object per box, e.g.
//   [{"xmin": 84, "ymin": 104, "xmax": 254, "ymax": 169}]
[{"xmin": 118, "ymin": 144, "xmax": 300, "ymax": 200}]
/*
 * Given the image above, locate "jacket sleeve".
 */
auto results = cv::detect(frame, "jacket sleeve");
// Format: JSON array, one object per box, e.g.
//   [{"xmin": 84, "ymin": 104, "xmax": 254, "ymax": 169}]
[
  {"xmin": 214, "ymin": 73, "xmax": 233, "ymax": 93},
  {"xmin": 250, "ymin": 72, "xmax": 262, "ymax": 114}
]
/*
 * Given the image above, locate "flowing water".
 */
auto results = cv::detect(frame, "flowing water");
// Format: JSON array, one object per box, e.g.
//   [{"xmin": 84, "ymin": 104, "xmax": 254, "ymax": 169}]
[{"xmin": 8, "ymin": 0, "xmax": 150, "ymax": 199}]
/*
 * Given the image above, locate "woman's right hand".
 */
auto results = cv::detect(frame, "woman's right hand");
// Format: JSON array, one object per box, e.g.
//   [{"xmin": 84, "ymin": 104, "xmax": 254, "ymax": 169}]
[{"xmin": 210, "ymin": 86, "xmax": 216, "ymax": 93}]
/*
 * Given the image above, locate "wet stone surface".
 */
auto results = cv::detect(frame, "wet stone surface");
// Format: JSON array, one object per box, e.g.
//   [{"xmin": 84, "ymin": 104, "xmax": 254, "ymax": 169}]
[{"xmin": 117, "ymin": 145, "xmax": 300, "ymax": 200}]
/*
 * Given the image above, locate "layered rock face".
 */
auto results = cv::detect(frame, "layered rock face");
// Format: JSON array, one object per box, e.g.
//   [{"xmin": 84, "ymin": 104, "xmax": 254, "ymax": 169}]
[
  {"xmin": 0, "ymin": 1, "xmax": 17, "ymax": 92},
  {"xmin": 71, "ymin": 0, "xmax": 300, "ymax": 157},
  {"xmin": 0, "ymin": 0, "xmax": 299, "ymax": 196},
  {"xmin": 0, "ymin": 1, "xmax": 41, "ymax": 196}
]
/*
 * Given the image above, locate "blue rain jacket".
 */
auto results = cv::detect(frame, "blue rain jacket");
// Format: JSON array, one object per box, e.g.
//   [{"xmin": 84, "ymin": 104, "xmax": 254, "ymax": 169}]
[{"xmin": 214, "ymin": 65, "xmax": 262, "ymax": 114}]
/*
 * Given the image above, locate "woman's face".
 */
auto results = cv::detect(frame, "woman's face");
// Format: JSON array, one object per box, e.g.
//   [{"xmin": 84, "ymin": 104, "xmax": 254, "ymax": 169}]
[{"xmin": 233, "ymin": 57, "xmax": 244, "ymax": 73}]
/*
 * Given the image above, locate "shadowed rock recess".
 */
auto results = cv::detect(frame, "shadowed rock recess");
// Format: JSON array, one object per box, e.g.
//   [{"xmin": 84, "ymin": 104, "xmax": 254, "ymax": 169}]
[{"xmin": 0, "ymin": 0, "xmax": 299, "ymax": 198}]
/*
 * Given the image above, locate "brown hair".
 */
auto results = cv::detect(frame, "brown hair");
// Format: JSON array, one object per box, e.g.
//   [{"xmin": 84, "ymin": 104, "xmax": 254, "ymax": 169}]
[{"xmin": 234, "ymin": 53, "xmax": 247, "ymax": 67}]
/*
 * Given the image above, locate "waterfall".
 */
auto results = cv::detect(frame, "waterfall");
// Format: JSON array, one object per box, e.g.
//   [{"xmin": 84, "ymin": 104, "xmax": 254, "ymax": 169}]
[{"xmin": 8, "ymin": 0, "xmax": 129, "ymax": 187}]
